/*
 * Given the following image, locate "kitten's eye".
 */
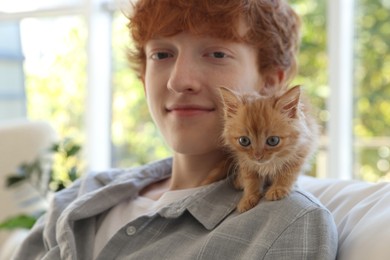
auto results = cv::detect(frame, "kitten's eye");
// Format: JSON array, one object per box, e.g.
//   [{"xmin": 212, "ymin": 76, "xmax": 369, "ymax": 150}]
[
  {"xmin": 238, "ymin": 136, "xmax": 251, "ymax": 147},
  {"xmin": 266, "ymin": 136, "xmax": 280, "ymax": 147}
]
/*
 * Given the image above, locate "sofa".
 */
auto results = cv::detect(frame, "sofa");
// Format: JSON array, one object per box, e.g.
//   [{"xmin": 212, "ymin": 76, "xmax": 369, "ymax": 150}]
[{"xmin": 299, "ymin": 175, "xmax": 390, "ymax": 259}]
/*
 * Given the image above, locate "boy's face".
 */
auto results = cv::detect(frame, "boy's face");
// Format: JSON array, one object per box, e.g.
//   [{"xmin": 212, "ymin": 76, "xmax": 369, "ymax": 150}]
[{"xmin": 143, "ymin": 32, "xmax": 263, "ymax": 156}]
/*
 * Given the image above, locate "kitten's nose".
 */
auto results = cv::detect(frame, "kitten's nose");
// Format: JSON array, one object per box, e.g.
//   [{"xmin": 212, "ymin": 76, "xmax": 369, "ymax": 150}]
[{"xmin": 254, "ymin": 153, "xmax": 264, "ymax": 161}]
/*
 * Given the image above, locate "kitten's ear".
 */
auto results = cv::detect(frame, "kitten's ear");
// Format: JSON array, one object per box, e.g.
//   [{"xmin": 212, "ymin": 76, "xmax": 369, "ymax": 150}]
[
  {"xmin": 275, "ymin": 85, "xmax": 301, "ymax": 118},
  {"xmin": 219, "ymin": 87, "xmax": 240, "ymax": 118}
]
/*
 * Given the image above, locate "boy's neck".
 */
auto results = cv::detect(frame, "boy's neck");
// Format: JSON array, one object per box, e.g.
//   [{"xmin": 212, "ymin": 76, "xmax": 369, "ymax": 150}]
[
  {"xmin": 140, "ymin": 151, "xmax": 225, "ymax": 200},
  {"xmin": 169, "ymin": 151, "xmax": 225, "ymax": 190},
  {"xmin": 139, "ymin": 177, "xmax": 171, "ymax": 201}
]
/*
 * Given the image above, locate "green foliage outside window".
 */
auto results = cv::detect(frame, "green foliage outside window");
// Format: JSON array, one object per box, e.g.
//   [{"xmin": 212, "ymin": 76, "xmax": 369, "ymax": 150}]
[
  {"xmin": 353, "ymin": 0, "xmax": 390, "ymax": 181},
  {"xmin": 291, "ymin": 0, "xmax": 390, "ymax": 181},
  {"xmin": 25, "ymin": 16, "xmax": 87, "ymax": 146}
]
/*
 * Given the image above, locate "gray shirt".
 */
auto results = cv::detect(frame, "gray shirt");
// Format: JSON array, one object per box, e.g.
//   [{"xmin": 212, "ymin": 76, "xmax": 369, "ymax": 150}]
[{"xmin": 13, "ymin": 158, "xmax": 338, "ymax": 260}]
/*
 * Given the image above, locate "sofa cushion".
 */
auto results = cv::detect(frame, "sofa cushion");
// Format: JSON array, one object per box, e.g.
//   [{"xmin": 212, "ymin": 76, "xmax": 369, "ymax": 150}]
[{"xmin": 299, "ymin": 176, "xmax": 390, "ymax": 260}]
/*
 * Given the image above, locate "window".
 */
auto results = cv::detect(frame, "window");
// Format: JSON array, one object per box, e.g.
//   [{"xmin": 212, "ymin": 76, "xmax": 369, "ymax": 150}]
[
  {"xmin": 21, "ymin": 16, "xmax": 87, "ymax": 142},
  {"xmin": 0, "ymin": 21, "xmax": 25, "ymax": 120},
  {"xmin": 353, "ymin": 0, "xmax": 390, "ymax": 181}
]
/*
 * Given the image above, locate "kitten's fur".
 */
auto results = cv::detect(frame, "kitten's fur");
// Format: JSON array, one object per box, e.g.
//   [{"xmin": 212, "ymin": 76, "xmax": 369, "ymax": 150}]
[{"xmin": 206, "ymin": 85, "xmax": 319, "ymax": 213}]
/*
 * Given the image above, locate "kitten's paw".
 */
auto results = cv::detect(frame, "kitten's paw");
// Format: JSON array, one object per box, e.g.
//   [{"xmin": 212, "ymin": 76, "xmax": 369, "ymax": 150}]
[
  {"xmin": 265, "ymin": 187, "xmax": 290, "ymax": 201},
  {"xmin": 237, "ymin": 194, "xmax": 261, "ymax": 213}
]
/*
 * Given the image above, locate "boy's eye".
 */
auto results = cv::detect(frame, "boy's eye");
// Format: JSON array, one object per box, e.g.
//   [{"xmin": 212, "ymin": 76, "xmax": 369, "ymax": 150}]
[
  {"xmin": 213, "ymin": 52, "xmax": 227, "ymax": 58},
  {"xmin": 151, "ymin": 52, "xmax": 173, "ymax": 60},
  {"xmin": 207, "ymin": 52, "xmax": 228, "ymax": 59}
]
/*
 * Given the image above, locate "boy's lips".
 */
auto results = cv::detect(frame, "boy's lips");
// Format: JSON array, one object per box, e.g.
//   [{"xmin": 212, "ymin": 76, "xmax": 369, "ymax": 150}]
[{"xmin": 166, "ymin": 104, "xmax": 215, "ymax": 116}]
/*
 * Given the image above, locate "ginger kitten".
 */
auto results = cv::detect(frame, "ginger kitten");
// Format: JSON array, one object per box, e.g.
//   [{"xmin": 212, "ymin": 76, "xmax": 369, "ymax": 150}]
[{"xmin": 207, "ymin": 85, "xmax": 319, "ymax": 213}]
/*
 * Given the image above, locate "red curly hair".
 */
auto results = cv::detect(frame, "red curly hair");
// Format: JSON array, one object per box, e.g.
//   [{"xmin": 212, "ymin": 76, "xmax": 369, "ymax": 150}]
[{"xmin": 127, "ymin": 0, "xmax": 301, "ymax": 84}]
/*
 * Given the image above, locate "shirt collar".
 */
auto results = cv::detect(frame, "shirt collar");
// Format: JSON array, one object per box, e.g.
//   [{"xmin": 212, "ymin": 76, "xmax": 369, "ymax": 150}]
[
  {"xmin": 186, "ymin": 177, "xmax": 241, "ymax": 230},
  {"xmin": 94, "ymin": 157, "xmax": 173, "ymax": 187},
  {"xmin": 158, "ymin": 176, "xmax": 241, "ymax": 230},
  {"xmin": 95, "ymin": 157, "xmax": 241, "ymax": 230}
]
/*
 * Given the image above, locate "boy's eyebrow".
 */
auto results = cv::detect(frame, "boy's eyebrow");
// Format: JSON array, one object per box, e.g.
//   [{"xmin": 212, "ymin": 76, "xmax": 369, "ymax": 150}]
[
  {"xmin": 144, "ymin": 40, "xmax": 172, "ymax": 51},
  {"xmin": 146, "ymin": 37, "xmax": 175, "ymax": 45},
  {"xmin": 144, "ymin": 35, "xmax": 241, "ymax": 51}
]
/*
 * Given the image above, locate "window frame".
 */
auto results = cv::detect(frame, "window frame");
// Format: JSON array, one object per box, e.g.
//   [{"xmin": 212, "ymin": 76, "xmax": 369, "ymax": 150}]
[{"xmin": 326, "ymin": 0, "xmax": 354, "ymax": 179}]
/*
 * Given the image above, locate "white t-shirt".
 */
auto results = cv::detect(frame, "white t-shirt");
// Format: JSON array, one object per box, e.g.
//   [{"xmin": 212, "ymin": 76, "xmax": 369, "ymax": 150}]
[{"xmin": 93, "ymin": 186, "xmax": 203, "ymax": 259}]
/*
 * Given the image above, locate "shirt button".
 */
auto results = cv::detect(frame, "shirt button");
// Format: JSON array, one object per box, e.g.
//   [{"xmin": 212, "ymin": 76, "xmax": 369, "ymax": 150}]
[{"xmin": 126, "ymin": 226, "xmax": 137, "ymax": 236}]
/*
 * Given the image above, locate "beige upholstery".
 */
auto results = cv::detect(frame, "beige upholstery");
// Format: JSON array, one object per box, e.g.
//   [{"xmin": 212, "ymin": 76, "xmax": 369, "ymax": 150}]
[
  {"xmin": 299, "ymin": 176, "xmax": 390, "ymax": 260},
  {"xmin": 0, "ymin": 119, "xmax": 57, "ymax": 251}
]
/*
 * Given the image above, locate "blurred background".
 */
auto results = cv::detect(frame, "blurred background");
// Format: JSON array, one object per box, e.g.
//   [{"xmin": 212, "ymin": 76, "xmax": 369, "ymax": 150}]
[{"xmin": 0, "ymin": 0, "xmax": 389, "ymax": 182}]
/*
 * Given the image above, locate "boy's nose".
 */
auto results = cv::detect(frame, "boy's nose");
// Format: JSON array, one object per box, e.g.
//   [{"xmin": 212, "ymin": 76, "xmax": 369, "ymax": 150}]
[{"xmin": 167, "ymin": 54, "xmax": 201, "ymax": 94}]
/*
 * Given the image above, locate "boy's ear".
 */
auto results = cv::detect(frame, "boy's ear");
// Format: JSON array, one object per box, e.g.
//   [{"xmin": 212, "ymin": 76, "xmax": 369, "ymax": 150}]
[
  {"xmin": 261, "ymin": 69, "xmax": 286, "ymax": 96},
  {"xmin": 219, "ymin": 87, "xmax": 240, "ymax": 118},
  {"xmin": 275, "ymin": 85, "xmax": 301, "ymax": 118}
]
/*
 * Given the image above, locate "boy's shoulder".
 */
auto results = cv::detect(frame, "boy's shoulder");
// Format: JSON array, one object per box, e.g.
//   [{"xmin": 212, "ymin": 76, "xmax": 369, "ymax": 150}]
[
  {"xmin": 217, "ymin": 187, "xmax": 335, "ymax": 244},
  {"xmin": 223, "ymin": 186, "xmax": 333, "ymax": 233},
  {"xmin": 251, "ymin": 187, "xmax": 332, "ymax": 221}
]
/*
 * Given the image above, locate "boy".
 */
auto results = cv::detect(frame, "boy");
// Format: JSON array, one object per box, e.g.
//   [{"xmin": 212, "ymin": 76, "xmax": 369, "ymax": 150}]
[{"xmin": 14, "ymin": 0, "xmax": 337, "ymax": 259}]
